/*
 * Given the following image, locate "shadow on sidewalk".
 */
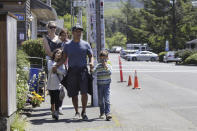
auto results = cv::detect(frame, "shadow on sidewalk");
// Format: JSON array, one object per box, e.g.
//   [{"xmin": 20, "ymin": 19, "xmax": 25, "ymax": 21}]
[
  {"xmin": 32, "ymin": 105, "xmax": 94, "ymax": 112},
  {"xmin": 30, "ymin": 117, "xmax": 101, "ymax": 125},
  {"xmin": 28, "ymin": 105, "xmax": 102, "ymax": 125}
]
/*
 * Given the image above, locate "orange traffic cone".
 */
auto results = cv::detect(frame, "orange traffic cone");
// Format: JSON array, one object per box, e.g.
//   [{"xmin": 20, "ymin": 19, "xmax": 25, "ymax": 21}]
[
  {"xmin": 128, "ymin": 75, "xmax": 132, "ymax": 86},
  {"xmin": 133, "ymin": 70, "xmax": 141, "ymax": 89}
]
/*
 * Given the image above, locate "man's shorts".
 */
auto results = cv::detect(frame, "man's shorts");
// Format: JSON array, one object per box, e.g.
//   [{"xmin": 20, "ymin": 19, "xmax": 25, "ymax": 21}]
[{"xmin": 66, "ymin": 67, "xmax": 89, "ymax": 97}]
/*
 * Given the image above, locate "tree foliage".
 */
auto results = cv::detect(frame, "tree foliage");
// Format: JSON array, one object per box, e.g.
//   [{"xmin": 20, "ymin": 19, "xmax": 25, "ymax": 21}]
[
  {"xmin": 59, "ymin": 14, "xmax": 87, "ymax": 40},
  {"xmin": 105, "ymin": 0, "xmax": 197, "ymax": 52},
  {"xmin": 40, "ymin": 0, "xmax": 71, "ymax": 16},
  {"xmin": 106, "ymin": 32, "xmax": 127, "ymax": 49},
  {"xmin": 52, "ymin": 0, "xmax": 71, "ymax": 16}
]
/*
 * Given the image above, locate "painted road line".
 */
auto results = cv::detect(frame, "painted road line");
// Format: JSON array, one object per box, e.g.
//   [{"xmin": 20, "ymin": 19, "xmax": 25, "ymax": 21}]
[
  {"xmin": 112, "ymin": 64, "xmax": 176, "ymax": 67},
  {"xmin": 111, "ymin": 70, "xmax": 197, "ymax": 73},
  {"xmin": 171, "ymin": 106, "xmax": 197, "ymax": 109}
]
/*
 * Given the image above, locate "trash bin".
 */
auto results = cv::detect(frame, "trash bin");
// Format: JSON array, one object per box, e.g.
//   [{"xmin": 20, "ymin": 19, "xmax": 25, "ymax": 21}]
[{"xmin": 29, "ymin": 68, "xmax": 42, "ymax": 92}]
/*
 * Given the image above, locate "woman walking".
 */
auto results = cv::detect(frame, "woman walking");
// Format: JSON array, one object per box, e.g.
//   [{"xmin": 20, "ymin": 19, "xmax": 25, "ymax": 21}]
[{"xmin": 43, "ymin": 21, "xmax": 62, "ymax": 60}]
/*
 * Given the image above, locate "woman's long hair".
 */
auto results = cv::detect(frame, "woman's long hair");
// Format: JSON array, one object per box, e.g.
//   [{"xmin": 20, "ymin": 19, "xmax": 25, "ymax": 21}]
[{"xmin": 51, "ymin": 48, "xmax": 63, "ymax": 62}]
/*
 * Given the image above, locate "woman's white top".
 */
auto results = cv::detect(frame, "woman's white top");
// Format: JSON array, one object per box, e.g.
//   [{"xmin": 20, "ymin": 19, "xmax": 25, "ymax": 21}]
[{"xmin": 47, "ymin": 60, "xmax": 66, "ymax": 90}]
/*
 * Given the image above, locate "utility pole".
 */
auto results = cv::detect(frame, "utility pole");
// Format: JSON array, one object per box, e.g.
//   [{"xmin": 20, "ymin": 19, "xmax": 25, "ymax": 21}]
[
  {"xmin": 172, "ymin": 0, "xmax": 176, "ymax": 50},
  {"xmin": 46, "ymin": 0, "xmax": 51, "ymax": 7},
  {"xmin": 96, "ymin": 0, "xmax": 101, "ymax": 57},
  {"xmin": 71, "ymin": 0, "xmax": 73, "ymax": 30},
  {"xmin": 87, "ymin": 0, "xmax": 105, "ymax": 107}
]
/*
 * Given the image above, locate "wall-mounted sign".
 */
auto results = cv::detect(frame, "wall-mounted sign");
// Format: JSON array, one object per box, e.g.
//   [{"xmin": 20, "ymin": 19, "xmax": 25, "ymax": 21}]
[
  {"xmin": 73, "ymin": 1, "xmax": 86, "ymax": 7},
  {"xmin": 14, "ymin": 13, "xmax": 25, "ymax": 21},
  {"xmin": 19, "ymin": 33, "xmax": 24, "ymax": 40}
]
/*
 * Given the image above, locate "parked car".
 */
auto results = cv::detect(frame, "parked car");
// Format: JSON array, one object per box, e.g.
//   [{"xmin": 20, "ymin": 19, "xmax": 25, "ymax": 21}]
[
  {"xmin": 120, "ymin": 50, "xmax": 136, "ymax": 58},
  {"xmin": 126, "ymin": 51, "xmax": 158, "ymax": 61},
  {"xmin": 115, "ymin": 47, "xmax": 122, "ymax": 53},
  {"xmin": 122, "ymin": 50, "xmax": 138, "ymax": 59},
  {"xmin": 163, "ymin": 51, "xmax": 182, "ymax": 63},
  {"xmin": 110, "ymin": 46, "xmax": 122, "ymax": 53}
]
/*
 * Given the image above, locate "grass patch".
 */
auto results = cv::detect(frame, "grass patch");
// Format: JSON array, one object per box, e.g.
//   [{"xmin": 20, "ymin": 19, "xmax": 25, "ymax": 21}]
[{"xmin": 11, "ymin": 113, "xmax": 28, "ymax": 131}]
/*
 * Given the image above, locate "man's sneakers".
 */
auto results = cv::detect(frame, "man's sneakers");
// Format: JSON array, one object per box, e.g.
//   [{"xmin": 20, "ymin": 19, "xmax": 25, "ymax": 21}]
[
  {"xmin": 81, "ymin": 112, "xmax": 88, "ymax": 121},
  {"xmin": 106, "ymin": 114, "xmax": 112, "ymax": 121},
  {"xmin": 73, "ymin": 112, "xmax": 80, "ymax": 120},
  {"xmin": 59, "ymin": 107, "xmax": 64, "ymax": 115},
  {"xmin": 99, "ymin": 113, "xmax": 112, "ymax": 121},
  {"xmin": 73, "ymin": 112, "xmax": 88, "ymax": 120},
  {"xmin": 99, "ymin": 114, "xmax": 105, "ymax": 119},
  {"xmin": 52, "ymin": 111, "xmax": 59, "ymax": 120}
]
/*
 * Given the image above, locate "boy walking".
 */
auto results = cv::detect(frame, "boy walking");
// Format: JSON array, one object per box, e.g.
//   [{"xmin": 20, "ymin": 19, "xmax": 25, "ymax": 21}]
[{"xmin": 93, "ymin": 50, "xmax": 112, "ymax": 121}]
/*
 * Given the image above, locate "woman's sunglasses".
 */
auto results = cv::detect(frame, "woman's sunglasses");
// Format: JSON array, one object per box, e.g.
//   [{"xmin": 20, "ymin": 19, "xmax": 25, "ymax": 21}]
[{"xmin": 49, "ymin": 26, "xmax": 56, "ymax": 29}]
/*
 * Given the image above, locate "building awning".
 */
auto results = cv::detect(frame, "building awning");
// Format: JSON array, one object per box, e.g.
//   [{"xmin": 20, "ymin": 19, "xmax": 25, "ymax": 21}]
[
  {"xmin": 186, "ymin": 39, "xmax": 197, "ymax": 45},
  {"xmin": 31, "ymin": 0, "xmax": 57, "ymax": 21},
  {"xmin": 0, "ymin": 0, "xmax": 26, "ymax": 1}
]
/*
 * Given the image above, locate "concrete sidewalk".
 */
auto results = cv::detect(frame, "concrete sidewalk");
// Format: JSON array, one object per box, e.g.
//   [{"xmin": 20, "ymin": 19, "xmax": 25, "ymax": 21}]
[{"xmin": 26, "ymin": 93, "xmax": 121, "ymax": 131}]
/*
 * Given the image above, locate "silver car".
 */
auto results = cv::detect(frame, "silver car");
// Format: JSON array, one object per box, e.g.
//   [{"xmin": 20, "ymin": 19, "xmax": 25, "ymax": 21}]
[
  {"xmin": 163, "ymin": 51, "xmax": 182, "ymax": 63},
  {"xmin": 126, "ymin": 51, "xmax": 158, "ymax": 61}
]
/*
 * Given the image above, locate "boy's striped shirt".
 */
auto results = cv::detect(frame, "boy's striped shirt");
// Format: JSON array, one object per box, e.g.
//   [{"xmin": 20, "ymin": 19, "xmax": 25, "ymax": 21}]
[{"xmin": 93, "ymin": 63, "xmax": 112, "ymax": 85}]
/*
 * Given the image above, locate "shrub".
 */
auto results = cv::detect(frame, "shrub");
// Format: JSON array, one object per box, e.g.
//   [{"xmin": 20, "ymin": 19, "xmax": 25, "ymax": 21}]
[
  {"xmin": 21, "ymin": 39, "xmax": 46, "ymax": 68},
  {"xmin": 17, "ymin": 50, "xmax": 30, "ymax": 110},
  {"xmin": 176, "ymin": 49, "xmax": 197, "ymax": 62},
  {"xmin": 11, "ymin": 113, "xmax": 27, "ymax": 131},
  {"xmin": 185, "ymin": 53, "xmax": 197, "ymax": 64},
  {"xmin": 158, "ymin": 52, "xmax": 167, "ymax": 62}
]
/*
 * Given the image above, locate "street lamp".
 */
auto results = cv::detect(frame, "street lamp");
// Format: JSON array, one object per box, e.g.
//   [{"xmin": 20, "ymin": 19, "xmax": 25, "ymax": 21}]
[{"xmin": 27, "ymin": 15, "xmax": 34, "ymax": 22}]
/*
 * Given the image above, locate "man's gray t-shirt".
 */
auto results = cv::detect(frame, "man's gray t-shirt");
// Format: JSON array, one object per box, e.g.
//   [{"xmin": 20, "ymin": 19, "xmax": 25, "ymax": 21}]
[{"xmin": 63, "ymin": 40, "xmax": 93, "ymax": 68}]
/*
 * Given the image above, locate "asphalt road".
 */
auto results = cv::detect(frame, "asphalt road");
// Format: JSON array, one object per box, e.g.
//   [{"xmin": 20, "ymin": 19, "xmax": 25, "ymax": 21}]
[
  {"xmin": 109, "ymin": 53, "xmax": 197, "ymax": 131},
  {"xmin": 27, "ymin": 53, "xmax": 197, "ymax": 131}
]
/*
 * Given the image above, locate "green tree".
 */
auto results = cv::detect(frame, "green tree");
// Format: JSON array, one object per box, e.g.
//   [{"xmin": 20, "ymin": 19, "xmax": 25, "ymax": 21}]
[
  {"xmin": 40, "ymin": 0, "xmax": 71, "ymax": 16},
  {"xmin": 104, "ymin": 0, "xmax": 197, "ymax": 52},
  {"xmin": 170, "ymin": 0, "xmax": 197, "ymax": 49},
  {"xmin": 59, "ymin": 13, "xmax": 87, "ymax": 40},
  {"xmin": 142, "ymin": 0, "xmax": 197, "ymax": 50},
  {"xmin": 52, "ymin": 0, "xmax": 71, "ymax": 16},
  {"xmin": 106, "ymin": 32, "xmax": 127, "ymax": 49}
]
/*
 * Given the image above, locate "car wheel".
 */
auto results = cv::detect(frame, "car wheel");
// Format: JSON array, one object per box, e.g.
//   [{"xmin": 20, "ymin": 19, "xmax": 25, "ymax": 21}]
[
  {"xmin": 150, "ymin": 57, "xmax": 156, "ymax": 61},
  {"xmin": 132, "ymin": 57, "xmax": 137, "ymax": 61}
]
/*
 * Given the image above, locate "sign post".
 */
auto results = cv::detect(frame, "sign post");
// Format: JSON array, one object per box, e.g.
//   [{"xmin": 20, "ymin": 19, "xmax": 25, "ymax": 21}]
[{"xmin": 165, "ymin": 40, "xmax": 169, "ymax": 52}]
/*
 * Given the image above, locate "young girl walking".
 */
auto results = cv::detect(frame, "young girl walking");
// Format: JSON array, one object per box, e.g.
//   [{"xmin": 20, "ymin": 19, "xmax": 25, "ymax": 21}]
[{"xmin": 47, "ymin": 48, "xmax": 66, "ymax": 120}]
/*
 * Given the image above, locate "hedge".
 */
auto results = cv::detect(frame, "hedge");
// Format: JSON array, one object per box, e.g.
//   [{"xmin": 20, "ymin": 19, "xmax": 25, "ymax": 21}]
[
  {"xmin": 158, "ymin": 51, "xmax": 167, "ymax": 62},
  {"xmin": 17, "ymin": 50, "xmax": 30, "ymax": 110},
  {"xmin": 185, "ymin": 53, "xmax": 197, "ymax": 65},
  {"xmin": 175, "ymin": 49, "xmax": 197, "ymax": 62},
  {"xmin": 21, "ymin": 39, "xmax": 46, "ymax": 68}
]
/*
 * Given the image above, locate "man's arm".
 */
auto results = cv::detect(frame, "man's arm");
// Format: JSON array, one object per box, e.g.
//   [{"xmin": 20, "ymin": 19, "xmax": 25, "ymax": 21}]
[{"xmin": 88, "ymin": 54, "xmax": 94, "ymax": 72}]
